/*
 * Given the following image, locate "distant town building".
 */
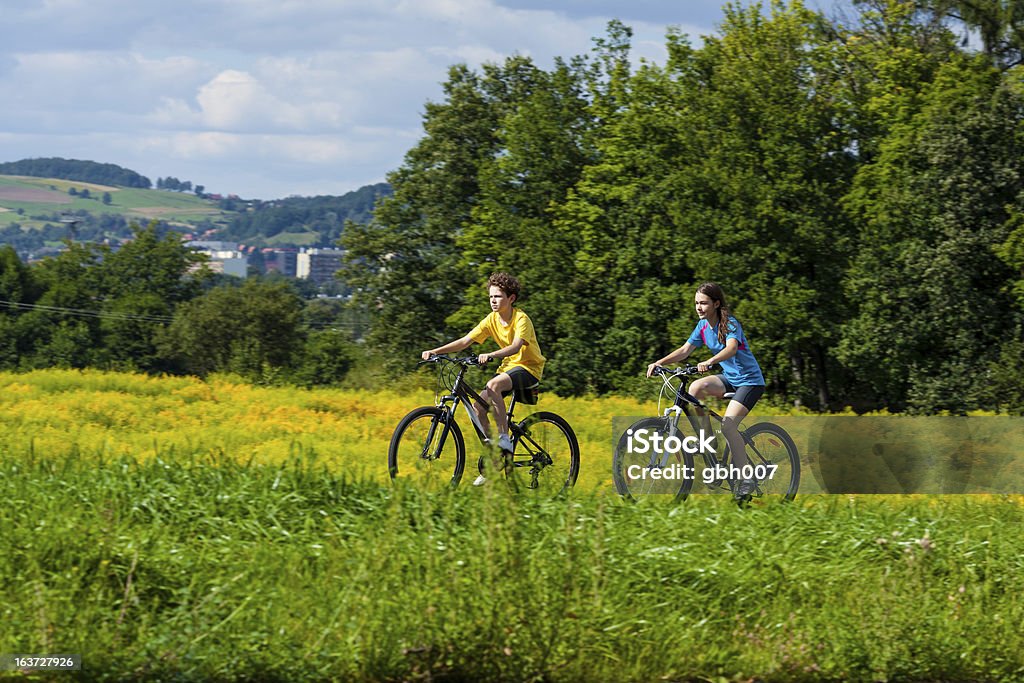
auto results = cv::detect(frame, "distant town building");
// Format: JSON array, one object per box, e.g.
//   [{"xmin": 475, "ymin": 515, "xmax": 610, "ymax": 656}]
[
  {"xmin": 296, "ymin": 248, "xmax": 345, "ymax": 285},
  {"xmin": 263, "ymin": 247, "xmax": 298, "ymax": 277},
  {"xmin": 206, "ymin": 250, "xmax": 248, "ymax": 278},
  {"xmin": 187, "ymin": 240, "xmax": 239, "ymax": 252},
  {"xmin": 186, "ymin": 240, "xmax": 248, "ymax": 278}
]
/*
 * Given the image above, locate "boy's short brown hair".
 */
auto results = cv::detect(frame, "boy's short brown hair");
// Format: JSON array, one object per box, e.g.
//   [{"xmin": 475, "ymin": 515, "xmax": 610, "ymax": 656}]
[{"xmin": 488, "ymin": 272, "xmax": 521, "ymax": 302}]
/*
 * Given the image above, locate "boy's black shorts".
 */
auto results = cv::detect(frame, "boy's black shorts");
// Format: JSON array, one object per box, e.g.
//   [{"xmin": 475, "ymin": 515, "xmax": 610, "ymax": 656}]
[
  {"xmin": 501, "ymin": 367, "xmax": 541, "ymax": 405},
  {"xmin": 475, "ymin": 367, "xmax": 541, "ymax": 407}
]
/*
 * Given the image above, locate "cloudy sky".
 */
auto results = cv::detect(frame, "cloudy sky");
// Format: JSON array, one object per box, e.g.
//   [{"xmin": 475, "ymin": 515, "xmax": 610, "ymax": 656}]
[{"xmin": 2, "ymin": 0, "xmax": 846, "ymax": 200}]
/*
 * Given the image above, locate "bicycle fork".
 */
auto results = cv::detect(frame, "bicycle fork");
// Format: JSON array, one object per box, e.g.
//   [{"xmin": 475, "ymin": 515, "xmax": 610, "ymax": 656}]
[{"xmin": 421, "ymin": 408, "xmax": 456, "ymax": 461}]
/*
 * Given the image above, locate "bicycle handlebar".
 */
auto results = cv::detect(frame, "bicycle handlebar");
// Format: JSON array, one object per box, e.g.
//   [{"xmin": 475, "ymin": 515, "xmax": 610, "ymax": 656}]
[
  {"xmin": 650, "ymin": 364, "xmax": 704, "ymax": 378},
  {"xmin": 420, "ymin": 354, "xmax": 481, "ymax": 366}
]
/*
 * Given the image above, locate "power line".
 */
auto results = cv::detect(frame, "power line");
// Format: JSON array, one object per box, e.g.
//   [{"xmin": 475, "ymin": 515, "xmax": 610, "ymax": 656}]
[
  {"xmin": 0, "ymin": 299, "xmax": 175, "ymax": 323},
  {"xmin": 0, "ymin": 298, "xmax": 364, "ymax": 328}
]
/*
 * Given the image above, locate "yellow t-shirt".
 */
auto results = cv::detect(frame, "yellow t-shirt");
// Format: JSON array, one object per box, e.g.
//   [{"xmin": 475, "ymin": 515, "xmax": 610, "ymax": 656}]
[{"xmin": 468, "ymin": 309, "xmax": 545, "ymax": 380}]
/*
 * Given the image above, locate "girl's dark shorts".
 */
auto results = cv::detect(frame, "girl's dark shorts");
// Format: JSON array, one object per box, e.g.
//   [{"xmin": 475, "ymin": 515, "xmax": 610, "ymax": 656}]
[{"xmin": 719, "ymin": 377, "xmax": 765, "ymax": 411}]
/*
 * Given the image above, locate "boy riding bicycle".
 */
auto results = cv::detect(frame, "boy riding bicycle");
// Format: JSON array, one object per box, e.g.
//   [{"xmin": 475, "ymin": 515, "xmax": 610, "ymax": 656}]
[{"xmin": 421, "ymin": 272, "xmax": 545, "ymax": 484}]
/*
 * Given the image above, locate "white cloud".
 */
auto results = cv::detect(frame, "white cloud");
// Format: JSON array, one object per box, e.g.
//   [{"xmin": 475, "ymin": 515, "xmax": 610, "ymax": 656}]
[
  {"xmin": 6, "ymin": 51, "xmax": 207, "ymax": 121},
  {"xmin": 0, "ymin": 0, "xmax": 739, "ymax": 198}
]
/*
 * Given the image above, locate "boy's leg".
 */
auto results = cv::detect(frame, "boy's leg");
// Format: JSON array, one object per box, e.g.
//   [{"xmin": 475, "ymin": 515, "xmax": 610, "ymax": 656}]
[
  {"xmin": 474, "ymin": 374, "xmax": 514, "ymax": 485},
  {"xmin": 480, "ymin": 373, "xmax": 514, "ymax": 442},
  {"xmin": 482, "ymin": 373, "xmax": 514, "ymax": 434},
  {"xmin": 473, "ymin": 399, "xmax": 491, "ymax": 441}
]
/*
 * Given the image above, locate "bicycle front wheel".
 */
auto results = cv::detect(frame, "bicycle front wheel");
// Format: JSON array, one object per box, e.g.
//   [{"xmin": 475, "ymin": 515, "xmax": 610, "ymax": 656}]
[
  {"xmin": 388, "ymin": 406, "xmax": 466, "ymax": 489},
  {"xmin": 506, "ymin": 412, "xmax": 580, "ymax": 497},
  {"xmin": 612, "ymin": 417, "xmax": 695, "ymax": 502},
  {"xmin": 743, "ymin": 422, "xmax": 800, "ymax": 501}
]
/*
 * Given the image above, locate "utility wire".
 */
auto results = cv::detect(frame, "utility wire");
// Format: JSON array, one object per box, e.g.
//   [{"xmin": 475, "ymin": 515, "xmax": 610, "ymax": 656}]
[
  {"xmin": 0, "ymin": 299, "xmax": 175, "ymax": 323},
  {"xmin": 0, "ymin": 298, "xmax": 364, "ymax": 329}
]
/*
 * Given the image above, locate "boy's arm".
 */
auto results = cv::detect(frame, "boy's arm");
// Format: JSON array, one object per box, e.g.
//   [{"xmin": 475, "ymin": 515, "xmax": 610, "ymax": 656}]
[
  {"xmin": 422, "ymin": 335, "xmax": 475, "ymax": 360},
  {"xmin": 647, "ymin": 342, "xmax": 696, "ymax": 377},
  {"xmin": 479, "ymin": 337, "xmax": 525, "ymax": 366}
]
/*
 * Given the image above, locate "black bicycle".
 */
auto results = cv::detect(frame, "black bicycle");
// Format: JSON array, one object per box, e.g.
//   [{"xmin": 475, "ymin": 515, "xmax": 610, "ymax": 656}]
[
  {"xmin": 612, "ymin": 365, "xmax": 800, "ymax": 503},
  {"xmin": 388, "ymin": 355, "xmax": 580, "ymax": 495}
]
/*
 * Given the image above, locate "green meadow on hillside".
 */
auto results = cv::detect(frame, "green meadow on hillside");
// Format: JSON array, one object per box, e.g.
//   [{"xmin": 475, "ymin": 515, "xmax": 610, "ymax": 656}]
[{"xmin": 0, "ymin": 175, "xmax": 228, "ymax": 230}]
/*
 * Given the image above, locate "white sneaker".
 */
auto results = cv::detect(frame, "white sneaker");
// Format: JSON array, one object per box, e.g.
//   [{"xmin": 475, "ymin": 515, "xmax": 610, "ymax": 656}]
[
  {"xmin": 472, "ymin": 474, "xmax": 488, "ymax": 486},
  {"xmin": 496, "ymin": 434, "xmax": 514, "ymax": 452}
]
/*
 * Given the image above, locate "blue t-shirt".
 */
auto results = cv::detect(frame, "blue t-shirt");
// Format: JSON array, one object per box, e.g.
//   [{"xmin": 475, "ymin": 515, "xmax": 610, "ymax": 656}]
[{"xmin": 686, "ymin": 316, "xmax": 765, "ymax": 386}]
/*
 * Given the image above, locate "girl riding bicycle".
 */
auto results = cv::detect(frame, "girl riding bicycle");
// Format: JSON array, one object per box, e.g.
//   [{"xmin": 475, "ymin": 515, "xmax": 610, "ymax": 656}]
[{"xmin": 646, "ymin": 282, "xmax": 766, "ymax": 498}]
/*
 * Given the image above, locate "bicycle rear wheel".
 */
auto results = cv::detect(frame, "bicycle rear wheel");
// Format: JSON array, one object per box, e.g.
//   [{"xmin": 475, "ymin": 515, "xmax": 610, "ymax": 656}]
[
  {"xmin": 612, "ymin": 417, "xmax": 696, "ymax": 502},
  {"xmin": 742, "ymin": 422, "xmax": 800, "ymax": 501},
  {"xmin": 388, "ymin": 406, "xmax": 465, "ymax": 489},
  {"xmin": 504, "ymin": 412, "xmax": 580, "ymax": 497}
]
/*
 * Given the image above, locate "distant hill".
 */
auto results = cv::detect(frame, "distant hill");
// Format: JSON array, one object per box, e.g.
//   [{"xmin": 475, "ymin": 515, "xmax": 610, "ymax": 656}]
[
  {"xmin": 0, "ymin": 158, "xmax": 151, "ymax": 188},
  {"xmin": 0, "ymin": 169, "xmax": 390, "ymax": 259},
  {"xmin": 217, "ymin": 183, "xmax": 392, "ymax": 244}
]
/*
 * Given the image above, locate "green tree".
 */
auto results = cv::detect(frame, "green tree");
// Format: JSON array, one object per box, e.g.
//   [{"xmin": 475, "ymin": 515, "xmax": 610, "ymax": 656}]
[
  {"xmin": 923, "ymin": 0, "xmax": 1024, "ymax": 68},
  {"xmin": 553, "ymin": 2, "xmax": 856, "ymax": 405},
  {"xmin": 97, "ymin": 223, "xmax": 208, "ymax": 371},
  {"xmin": 839, "ymin": 0, "xmax": 961, "ymax": 162},
  {"xmin": 452, "ymin": 56, "xmax": 597, "ymax": 379},
  {"xmin": 545, "ymin": 30, "xmax": 693, "ymax": 394},
  {"xmin": 159, "ymin": 279, "xmax": 304, "ymax": 379},
  {"xmin": 837, "ymin": 56, "xmax": 1024, "ymax": 411},
  {"xmin": 0, "ymin": 246, "xmax": 42, "ymax": 368},
  {"xmin": 26, "ymin": 241, "xmax": 105, "ymax": 368},
  {"xmin": 291, "ymin": 330, "xmax": 358, "ymax": 387}
]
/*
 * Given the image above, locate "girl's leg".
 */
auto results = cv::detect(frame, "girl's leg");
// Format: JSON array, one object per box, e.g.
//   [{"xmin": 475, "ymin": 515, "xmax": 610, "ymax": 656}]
[
  {"xmin": 721, "ymin": 400, "xmax": 751, "ymax": 468},
  {"xmin": 687, "ymin": 375, "xmax": 728, "ymax": 439}
]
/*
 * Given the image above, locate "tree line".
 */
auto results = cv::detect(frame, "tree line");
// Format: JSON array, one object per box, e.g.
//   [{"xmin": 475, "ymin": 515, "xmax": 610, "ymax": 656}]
[
  {"xmin": 0, "ymin": 225, "xmax": 359, "ymax": 387},
  {"xmin": 218, "ymin": 184, "xmax": 391, "ymax": 244},
  {"xmin": 0, "ymin": 158, "xmax": 151, "ymax": 188},
  {"xmin": 340, "ymin": 0, "xmax": 1024, "ymax": 413}
]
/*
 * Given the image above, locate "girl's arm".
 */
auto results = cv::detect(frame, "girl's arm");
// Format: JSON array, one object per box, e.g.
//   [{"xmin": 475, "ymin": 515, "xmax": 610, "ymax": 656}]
[
  {"xmin": 697, "ymin": 338, "xmax": 739, "ymax": 372},
  {"xmin": 647, "ymin": 342, "xmax": 696, "ymax": 377}
]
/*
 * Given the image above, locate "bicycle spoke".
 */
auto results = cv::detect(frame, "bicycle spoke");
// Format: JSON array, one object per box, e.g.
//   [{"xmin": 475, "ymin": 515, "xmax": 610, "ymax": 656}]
[
  {"xmin": 742, "ymin": 423, "xmax": 800, "ymax": 500},
  {"xmin": 388, "ymin": 407, "xmax": 465, "ymax": 489},
  {"xmin": 508, "ymin": 413, "xmax": 579, "ymax": 497}
]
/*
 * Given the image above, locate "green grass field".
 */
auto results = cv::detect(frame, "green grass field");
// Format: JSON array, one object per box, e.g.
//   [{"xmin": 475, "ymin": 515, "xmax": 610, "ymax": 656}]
[
  {"xmin": 0, "ymin": 175, "xmax": 229, "ymax": 229},
  {"xmin": 1, "ymin": 369, "xmax": 1023, "ymax": 682}
]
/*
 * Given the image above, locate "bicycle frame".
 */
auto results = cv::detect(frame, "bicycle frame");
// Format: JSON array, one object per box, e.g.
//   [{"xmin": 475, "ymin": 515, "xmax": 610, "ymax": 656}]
[
  {"xmin": 643, "ymin": 369, "xmax": 725, "ymax": 471},
  {"xmin": 653, "ymin": 367, "xmax": 781, "ymax": 486},
  {"xmin": 431, "ymin": 356, "xmax": 520, "ymax": 446}
]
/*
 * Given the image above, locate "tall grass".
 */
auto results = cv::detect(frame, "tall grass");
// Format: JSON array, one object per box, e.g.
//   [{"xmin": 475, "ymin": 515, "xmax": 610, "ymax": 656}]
[
  {"xmin": 1, "ymin": 450, "xmax": 1022, "ymax": 681},
  {"xmin": 2, "ymin": 370, "xmax": 1023, "ymax": 681}
]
